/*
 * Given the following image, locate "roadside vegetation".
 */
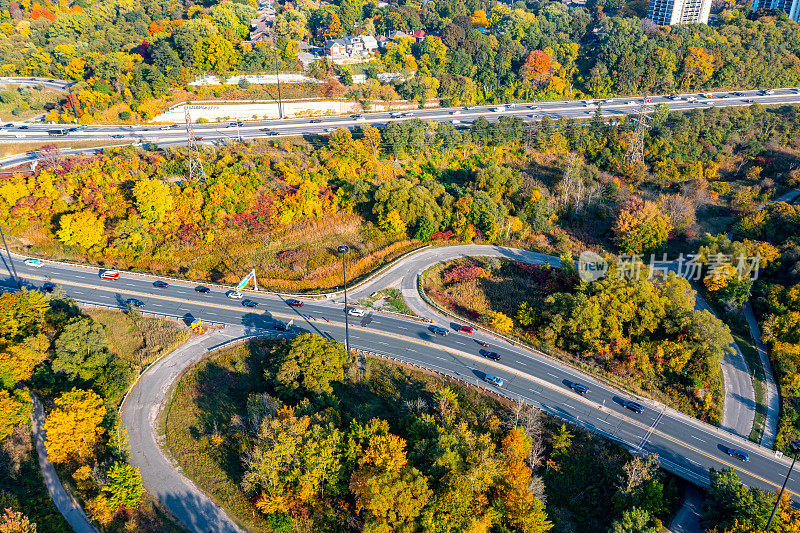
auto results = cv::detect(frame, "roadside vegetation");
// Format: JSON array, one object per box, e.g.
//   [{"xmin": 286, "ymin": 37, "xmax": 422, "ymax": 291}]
[
  {"xmin": 4, "ymin": 0, "xmax": 800, "ymax": 123},
  {"xmin": 358, "ymin": 288, "xmax": 415, "ymax": 315},
  {"xmin": 730, "ymin": 201, "xmax": 800, "ymax": 453},
  {"xmin": 0, "ymin": 289, "xmax": 188, "ymax": 531},
  {"xmin": 0, "ymin": 84, "xmax": 62, "ymax": 121},
  {"xmin": 164, "ymin": 333, "xmax": 685, "ymax": 532},
  {"xmin": 424, "ymin": 256, "xmax": 731, "ymax": 422},
  {"xmin": 2, "ymin": 104, "xmax": 797, "ymax": 292}
]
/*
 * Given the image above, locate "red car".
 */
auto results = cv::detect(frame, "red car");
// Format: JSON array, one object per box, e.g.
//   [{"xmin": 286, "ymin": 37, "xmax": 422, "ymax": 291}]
[
  {"xmin": 286, "ymin": 299, "xmax": 303, "ymax": 307},
  {"xmin": 455, "ymin": 325, "xmax": 474, "ymax": 333},
  {"xmin": 100, "ymin": 270, "xmax": 120, "ymax": 280}
]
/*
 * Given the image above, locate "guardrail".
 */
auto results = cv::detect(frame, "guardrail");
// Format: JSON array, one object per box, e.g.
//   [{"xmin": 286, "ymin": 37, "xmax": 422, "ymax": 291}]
[
  {"xmin": 415, "ymin": 267, "xmax": 789, "ymax": 464},
  {"xmin": 357, "ymin": 346, "xmax": 712, "ymax": 486}
]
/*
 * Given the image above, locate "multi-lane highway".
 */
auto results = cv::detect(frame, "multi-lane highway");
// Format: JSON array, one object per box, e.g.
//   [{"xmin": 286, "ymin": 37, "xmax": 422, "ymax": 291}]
[
  {"xmin": 3, "ymin": 248, "xmax": 799, "ymax": 506},
  {"xmin": 2, "ymin": 88, "xmax": 800, "ymax": 170}
]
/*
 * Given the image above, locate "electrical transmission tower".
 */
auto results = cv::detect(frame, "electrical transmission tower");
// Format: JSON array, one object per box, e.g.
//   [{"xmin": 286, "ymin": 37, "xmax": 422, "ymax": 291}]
[
  {"xmin": 624, "ymin": 97, "xmax": 651, "ymax": 163},
  {"xmin": 184, "ymin": 106, "xmax": 206, "ymax": 182}
]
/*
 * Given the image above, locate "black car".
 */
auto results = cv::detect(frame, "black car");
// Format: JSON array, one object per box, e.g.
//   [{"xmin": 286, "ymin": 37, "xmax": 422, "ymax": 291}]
[
  {"xmin": 570, "ymin": 383, "xmax": 589, "ymax": 395},
  {"xmin": 153, "ymin": 280, "xmax": 169, "ymax": 288},
  {"xmin": 111, "ymin": 134, "xmax": 124, "ymax": 138},
  {"xmin": 195, "ymin": 286, "xmax": 211, "ymax": 294},
  {"xmin": 18, "ymin": 125, "xmax": 28, "ymax": 130},
  {"xmin": 124, "ymin": 298, "xmax": 145, "ymax": 308},
  {"xmin": 481, "ymin": 350, "xmax": 501, "ymax": 361},
  {"xmin": 286, "ymin": 299, "xmax": 303, "ymax": 307},
  {"xmin": 309, "ymin": 119, "xmax": 322, "ymax": 123},
  {"xmin": 726, "ymin": 449, "xmax": 750, "ymax": 462},
  {"xmin": 431, "ymin": 326, "xmax": 449, "ymax": 336},
  {"xmin": 42, "ymin": 282, "xmax": 55, "ymax": 293},
  {"xmin": 274, "ymin": 322, "xmax": 290, "ymax": 331},
  {"xmin": 623, "ymin": 400, "xmax": 644, "ymax": 413},
  {"xmin": 242, "ymin": 299, "xmax": 259, "ymax": 308}
]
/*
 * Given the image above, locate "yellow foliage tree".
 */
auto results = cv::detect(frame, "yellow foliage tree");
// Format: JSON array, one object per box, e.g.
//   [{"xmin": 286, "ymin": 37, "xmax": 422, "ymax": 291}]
[
  {"xmin": 704, "ymin": 263, "xmax": 736, "ymax": 292},
  {"xmin": 499, "ymin": 429, "xmax": 552, "ymax": 532},
  {"xmin": 44, "ymin": 388, "xmax": 106, "ymax": 465},
  {"xmin": 56, "ymin": 211, "xmax": 106, "ymax": 250},
  {"xmin": 471, "ymin": 9, "xmax": 489, "ymax": 26},
  {"xmin": 0, "ymin": 389, "xmax": 31, "ymax": 441},
  {"xmin": 0, "ymin": 342, "xmax": 47, "ymax": 389},
  {"xmin": 488, "ymin": 311, "xmax": 513, "ymax": 333}
]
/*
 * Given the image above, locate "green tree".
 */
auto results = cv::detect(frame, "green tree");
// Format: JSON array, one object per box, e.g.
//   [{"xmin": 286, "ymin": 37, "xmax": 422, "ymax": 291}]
[
  {"xmin": 551, "ymin": 424, "xmax": 573, "ymax": 456},
  {"xmin": 193, "ymin": 35, "xmax": 239, "ymax": 72},
  {"xmin": 414, "ymin": 215, "xmax": 437, "ymax": 241},
  {"xmin": 610, "ymin": 507, "xmax": 661, "ymax": 533},
  {"xmin": 704, "ymin": 468, "xmax": 774, "ymax": 532},
  {"xmin": 52, "ymin": 317, "xmax": 111, "ymax": 381},
  {"xmin": 132, "ymin": 178, "xmax": 174, "ymax": 223},
  {"xmin": 103, "ymin": 462, "xmax": 145, "ymax": 512},
  {"xmin": 350, "ymin": 434, "xmax": 431, "ymax": 532},
  {"xmin": 243, "ymin": 408, "xmax": 342, "ymax": 515},
  {"xmin": 273, "ymin": 333, "xmax": 350, "ymax": 398},
  {"xmin": 56, "ymin": 211, "xmax": 106, "ymax": 250}
]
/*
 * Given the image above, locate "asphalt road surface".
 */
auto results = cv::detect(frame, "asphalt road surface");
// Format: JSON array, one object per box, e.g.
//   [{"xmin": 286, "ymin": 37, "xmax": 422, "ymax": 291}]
[
  {"xmin": 3, "ymin": 249, "xmax": 798, "ymax": 506},
  {"xmin": 2, "ymin": 87, "xmax": 800, "ymax": 170}
]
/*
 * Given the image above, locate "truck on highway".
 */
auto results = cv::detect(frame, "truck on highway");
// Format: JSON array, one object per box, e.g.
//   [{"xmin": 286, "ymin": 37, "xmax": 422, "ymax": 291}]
[{"xmin": 47, "ymin": 128, "xmax": 69, "ymax": 136}]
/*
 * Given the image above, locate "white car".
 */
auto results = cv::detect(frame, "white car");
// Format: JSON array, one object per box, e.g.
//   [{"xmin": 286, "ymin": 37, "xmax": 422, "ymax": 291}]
[
  {"xmin": 226, "ymin": 290, "xmax": 243, "ymax": 299},
  {"xmin": 159, "ymin": 125, "xmax": 171, "ymax": 130},
  {"xmin": 346, "ymin": 307, "xmax": 366, "ymax": 317},
  {"xmin": 451, "ymin": 120, "xmax": 462, "ymax": 125},
  {"xmin": 450, "ymin": 110, "xmax": 461, "ymax": 115},
  {"xmin": 24, "ymin": 258, "xmax": 43, "ymax": 268}
]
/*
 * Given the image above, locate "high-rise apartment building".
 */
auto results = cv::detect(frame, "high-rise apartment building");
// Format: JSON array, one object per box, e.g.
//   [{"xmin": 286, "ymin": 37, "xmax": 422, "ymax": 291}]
[
  {"xmin": 751, "ymin": 0, "xmax": 800, "ymax": 20},
  {"xmin": 647, "ymin": 0, "xmax": 711, "ymax": 25}
]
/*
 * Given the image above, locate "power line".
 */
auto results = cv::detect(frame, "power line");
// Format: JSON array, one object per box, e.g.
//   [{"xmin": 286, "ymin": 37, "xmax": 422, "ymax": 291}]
[
  {"xmin": 624, "ymin": 98, "xmax": 651, "ymax": 163},
  {"xmin": 184, "ymin": 107, "xmax": 207, "ymax": 182}
]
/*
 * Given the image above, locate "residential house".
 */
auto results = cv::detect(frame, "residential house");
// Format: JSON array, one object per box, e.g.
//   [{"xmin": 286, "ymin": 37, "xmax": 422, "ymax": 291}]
[{"xmin": 324, "ymin": 35, "xmax": 379, "ymax": 60}]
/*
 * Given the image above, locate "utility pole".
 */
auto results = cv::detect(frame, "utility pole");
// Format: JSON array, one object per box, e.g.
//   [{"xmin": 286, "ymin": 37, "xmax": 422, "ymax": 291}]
[
  {"xmin": 624, "ymin": 96, "xmax": 651, "ymax": 164},
  {"xmin": 184, "ymin": 106, "xmax": 207, "ymax": 182},
  {"xmin": 766, "ymin": 440, "xmax": 800, "ymax": 531},
  {"xmin": 272, "ymin": 46, "xmax": 284, "ymax": 119},
  {"xmin": 0, "ymin": 226, "xmax": 20, "ymax": 289},
  {"xmin": 338, "ymin": 245, "xmax": 350, "ymax": 353}
]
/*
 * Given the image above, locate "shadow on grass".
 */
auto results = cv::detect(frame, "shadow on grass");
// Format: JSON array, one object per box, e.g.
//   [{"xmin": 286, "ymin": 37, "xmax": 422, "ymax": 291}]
[{"xmin": 187, "ymin": 340, "xmax": 273, "ymax": 485}]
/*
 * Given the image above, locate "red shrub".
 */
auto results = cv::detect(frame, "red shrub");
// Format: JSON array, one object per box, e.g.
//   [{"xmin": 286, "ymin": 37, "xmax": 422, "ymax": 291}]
[
  {"xmin": 443, "ymin": 264, "xmax": 487, "ymax": 284},
  {"xmin": 429, "ymin": 230, "xmax": 453, "ymax": 241}
]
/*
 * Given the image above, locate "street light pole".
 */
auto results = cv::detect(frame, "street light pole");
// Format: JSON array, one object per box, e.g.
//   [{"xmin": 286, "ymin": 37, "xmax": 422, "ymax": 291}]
[
  {"xmin": 338, "ymin": 245, "xmax": 350, "ymax": 353},
  {"xmin": 766, "ymin": 440, "xmax": 800, "ymax": 531},
  {"xmin": 271, "ymin": 46, "xmax": 283, "ymax": 120}
]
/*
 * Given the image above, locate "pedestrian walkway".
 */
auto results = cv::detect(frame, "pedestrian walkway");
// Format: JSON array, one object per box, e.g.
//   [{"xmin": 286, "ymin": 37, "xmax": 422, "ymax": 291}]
[
  {"xmin": 744, "ymin": 302, "xmax": 780, "ymax": 448},
  {"xmin": 668, "ymin": 484, "xmax": 704, "ymax": 533},
  {"xmin": 121, "ymin": 326, "xmax": 278, "ymax": 533},
  {"xmin": 29, "ymin": 392, "xmax": 99, "ymax": 533}
]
